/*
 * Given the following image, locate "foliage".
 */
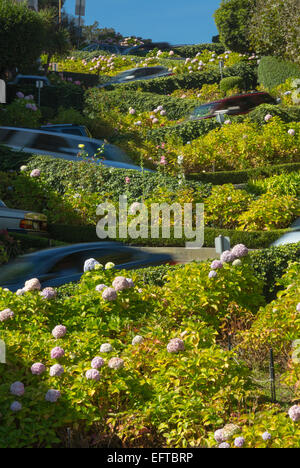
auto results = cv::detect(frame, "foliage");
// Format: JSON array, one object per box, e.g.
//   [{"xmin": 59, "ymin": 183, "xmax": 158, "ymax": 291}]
[
  {"xmin": 0, "ymin": 96, "xmax": 41, "ymax": 128},
  {"xmin": 204, "ymin": 184, "xmax": 253, "ymax": 229},
  {"xmin": 0, "ymin": 262, "xmax": 258, "ymax": 447},
  {"xmin": 248, "ymin": 0, "xmax": 300, "ymax": 64},
  {"xmin": 220, "ymin": 76, "xmax": 244, "ymax": 94},
  {"xmin": 247, "ymin": 171, "xmax": 300, "ymax": 197},
  {"xmin": 213, "ymin": 0, "xmax": 254, "ymax": 53},
  {"xmin": 237, "ymin": 193, "xmax": 300, "ymax": 230},
  {"xmin": 174, "ymin": 43, "xmax": 225, "ymax": 57},
  {"xmin": 0, "ymin": 0, "xmax": 45, "ymax": 77},
  {"xmin": 257, "ymin": 56, "xmax": 300, "ymax": 90}
]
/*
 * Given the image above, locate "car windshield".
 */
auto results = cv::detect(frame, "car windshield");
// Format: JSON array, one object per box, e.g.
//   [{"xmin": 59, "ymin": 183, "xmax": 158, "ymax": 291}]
[
  {"xmin": 0, "ymin": 259, "xmax": 36, "ymax": 284},
  {"xmin": 191, "ymin": 103, "xmax": 216, "ymax": 118}
]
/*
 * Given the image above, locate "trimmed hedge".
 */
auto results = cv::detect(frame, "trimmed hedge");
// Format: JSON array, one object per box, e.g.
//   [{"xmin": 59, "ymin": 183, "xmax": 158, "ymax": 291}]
[
  {"xmin": 246, "ymin": 104, "xmax": 300, "ymax": 125},
  {"xmin": 9, "ymin": 233, "xmax": 65, "ymax": 251},
  {"xmin": 48, "ymin": 223, "xmax": 288, "ymax": 249},
  {"xmin": 220, "ymin": 76, "xmax": 244, "ymax": 93},
  {"xmin": 258, "ymin": 56, "xmax": 300, "ymax": 90},
  {"xmin": 146, "ymin": 119, "xmax": 220, "ymax": 144},
  {"xmin": 174, "ymin": 43, "xmax": 225, "ymax": 57},
  {"xmin": 250, "ymin": 242, "xmax": 300, "ymax": 301},
  {"xmin": 0, "ymin": 153, "xmax": 211, "ymax": 200},
  {"xmin": 108, "ymin": 62, "xmax": 257, "ymax": 95},
  {"xmin": 85, "ymin": 88, "xmax": 199, "ymax": 120},
  {"xmin": 6, "ymin": 81, "xmax": 84, "ymax": 112},
  {"xmin": 187, "ymin": 162, "xmax": 300, "ymax": 185}
]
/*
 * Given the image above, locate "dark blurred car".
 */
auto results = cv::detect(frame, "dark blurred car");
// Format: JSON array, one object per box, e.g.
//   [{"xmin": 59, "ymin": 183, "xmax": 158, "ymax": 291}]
[
  {"xmin": 39, "ymin": 124, "xmax": 92, "ymax": 138},
  {"xmin": 189, "ymin": 92, "xmax": 278, "ymax": 121},
  {"xmin": 98, "ymin": 66, "xmax": 173, "ymax": 88},
  {"xmin": 0, "ymin": 242, "xmax": 175, "ymax": 291}
]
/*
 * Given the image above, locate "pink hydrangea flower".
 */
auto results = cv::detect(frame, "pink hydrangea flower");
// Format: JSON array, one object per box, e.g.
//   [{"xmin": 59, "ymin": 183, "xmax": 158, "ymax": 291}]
[
  {"xmin": 31, "ymin": 363, "xmax": 46, "ymax": 375},
  {"xmin": 40, "ymin": 287, "xmax": 56, "ymax": 300},
  {"xmin": 129, "ymin": 108, "xmax": 136, "ymax": 114},
  {"xmin": 288, "ymin": 405, "xmax": 300, "ymax": 422},
  {"xmin": 219, "ymin": 442, "xmax": 230, "ymax": 448},
  {"xmin": 0, "ymin": 308, "xmax": 14, "ymax": 321},
  {"xmin": 288, "ymin": 129, "xmax": 295, "ymax": 136},
  {"xmin": 167, "ymin": 338, "xmax": 185, "ymax": 353},
  {"xmin": 45, "ymin": 389, "xmax": 61, "ymax": 402},
  {"xmin": 85, "ymin": 369, "xmax": 100, "ymax": 381},
  {"xmin": 210, "ymin": 260, "xmax": 223, "ymax": 270},
  {"xmin": 220, "ymin": 250, "xmax": 235, "ymax": 263},
  {"xmin": 30, "ymin": 169, "xmax": 41, "ymax": 178},
  {"xmin": 52, "ymin": 325, "xmax": 67, "ymax": 339},
  {"xmin": 208, "ymin": 270, "xmax": 217, "ymax": 278},
  {"xmin": 51, "ymin": 347, "xmax": 65, "ymax": 359},
  {"xmin": 234, "ymin": 437, "xmax": 245, "ymax": 447},
  {"xmin": 95, "ymin": 284, "xmax": 107, "ymax": 292},
  {"xmin": 296, "ymin": 303, "xmax": 300, "ymax": 312},
  {"xmin": 125, "ymin": 176, "xmax": 131, "ymax": 184},
  {"xmin": 108, "ymin": 357, "xmax": 124, "ymax": 369},
  {"xmin": 16, "ymin": 91, "xmax": 24, "ymax": 98},
  {"xmin": 152, "ymin": 118, "xmax": 159, "ymax": 124},
  {"xmin": 102, "ymin": 287, "xmax": 117, "ymax": 301},
  {"xmin": 91, "ymin": 356, "xmax": 105, "ymax": 369},
  {"xmin": 231, "ymin": 244, "xmax": 248, "ymax": 258},
  {"xmin": 84, "ymin": 258, "xmax": 100, "ymax": 272},
  {"xmin": 24, "ymin": 278, "xmax": 41, "ymax": 291},
  {"xmin": 262, "ymin": 431, "xmax": 271, "ymax": 441},
  {"xmin": 126, "ymin": 278, "xmax": 134, "ymax": 288},
  {"xmin": 10, "ymin": 381, "xmax": 25, "ymax": 396},
  {"xmin": 112, "ymin": 276, "xmax": 130, "ymax": 292},
  {"xmin": 214, "ymin": 429, "xmax": 226, "ymax": 443},
  {"xmin": 49, "ymin": 364, "xmax": 64, "ymax": 377},
  {"xmin": 100, "ymin": 343, "xmax": 113, "ymax": 353},
  {"xmin": 264, "ymin": 114, "xmax": 272, "ymax": 122}
]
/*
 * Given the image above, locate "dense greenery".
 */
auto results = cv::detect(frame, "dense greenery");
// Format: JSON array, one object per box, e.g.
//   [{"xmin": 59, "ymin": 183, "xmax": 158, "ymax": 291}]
[
  {"xmin": 214, "ymin": 0, "xmax": 254, "ymax": 53},
  {"xmin": 257, "ymin": 56, "xmax": 300, "ymax": 90}
]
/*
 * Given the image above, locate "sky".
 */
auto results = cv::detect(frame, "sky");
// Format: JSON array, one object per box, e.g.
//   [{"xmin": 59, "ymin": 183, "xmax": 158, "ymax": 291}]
[{"xmin": 62, "ymin": 0, "xmax": 221, "ymax": 45}]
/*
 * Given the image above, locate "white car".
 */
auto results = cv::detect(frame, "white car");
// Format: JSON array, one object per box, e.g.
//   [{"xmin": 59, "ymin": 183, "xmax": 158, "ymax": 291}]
[{"xmin": 0, "ymin": 199, "xmax": 47, "ymax": 234}]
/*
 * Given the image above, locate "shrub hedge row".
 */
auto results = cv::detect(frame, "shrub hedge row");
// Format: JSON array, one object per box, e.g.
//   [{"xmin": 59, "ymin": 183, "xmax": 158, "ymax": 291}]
[
  {"xmin": 85, "ymin": 88, "xmax": 199, "ymax": 120},
  {"xmin": 146, "ymin": 119, "xmax": 220, "ymax": 144},
  {"xmin": 173, "ymin": 43, "xmax": 226, "ymax": 57},
  {"xmin": 109, "ymin": 63, "xmax": 257, "ymax": 95},
  {"xmin": 187, "ymin": 162, "xmax": 300, "ymax": 185},
  {"xmin": 6, "ymin": 81, "xmax": 84, "ymax": 112},
  {"xmin": 246, "ymin": 104, "xmax": 300, "ymax": 125},
  {"xmin": 258, "ymin": 56, "xmax": 300, "ymax": 90},
  {"xmin": 48, "ymin": 223, "xmax": 288, "ymax": 249}
]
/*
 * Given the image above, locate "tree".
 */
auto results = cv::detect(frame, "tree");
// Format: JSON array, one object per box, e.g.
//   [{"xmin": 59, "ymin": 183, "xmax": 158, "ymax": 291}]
[
  {"xmin": 38, "ymin": 7, "xmax": 71, "ymax": 72},
  {"xmin": 248, "ymin": 0, "xmax": 300, "ymax": 64},
  {"xmin": 214, "ymin": 0, "xmax": 254, "ymax": 53},
  {"xmin": 0, "ymin": 0, "xmax": 46, "ymax": 78}
]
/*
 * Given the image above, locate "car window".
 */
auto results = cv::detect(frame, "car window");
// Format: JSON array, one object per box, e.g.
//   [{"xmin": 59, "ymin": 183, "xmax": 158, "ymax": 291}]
[
  {"xmin": 192, "ymin": 103, "xmax": 216, "ymax": 118},
  {"xmin": 60, "ymin": 128, "xmax": 83, "ymax": 136},
  {"xmin": 0, "ymin": 260, "xmax": 36, "ymax": 283},
  {"xmin": 0, "ymin": 200, "xmax": 6, "ymax": 207},
  {"xmin": 47, "ymin": 252, "xmax": 85, "ymax": 275},
  {"xmin": 83, "ymin": 249, "xmax": 137, "ymax": 266},
  {"xmin": 30, "ymin": 133, "xmax": 77, "ymax": 155},
  {"xmin": 0, "ymin": 128, "xmax": 34, "ymax": 147}
]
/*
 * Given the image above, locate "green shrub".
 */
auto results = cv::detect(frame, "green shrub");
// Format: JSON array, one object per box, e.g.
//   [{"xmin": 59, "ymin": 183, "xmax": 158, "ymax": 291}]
[
  {"xmin": 249, "ymin": 242, "xmax": 300, "ymax": 301},
  {"xmin": 258, "ymin": 56, "xmax": 300, "ymax": 90},
  {"xmin": 174, "ymin": 43, "xmax": 225, "ymax": 57},
  {"xmin": 84, "ymin": 87, "xmax": 198, "ymax": 121},
  {"xmin": 0, "ymin": 262, "xmax": 256, "ymax": 447},
  {"xmin": 0, "ymin": 97, "xmax": 41, "ymax": 128},
  {"xmin": 187, "ymin": 162, "xmax": 300, "ymax": 185},
  {"xmin": 220, "ymin": 76, "xmax": 244, "ymax": 94},
  {"xmin": 247, "ymin": 171, "xmax": 300, "ymax": 197},
  {"xmin": 238, "ymin": 193, "xmax": 300, "ymax": 230},
  {"xmin": 109, "ymin": 62, "xmax": 257, "ymax": 95},
  {"xmin": 248, "ymin": 104, "xmax": 300, "ymax": 125},
  {"xmin": 146, "ymin": 119, "xmax": 220, "ymax": 144},
  {"xmin": 204, "ymin": 184, "xmax": 253, "ymax": 229}
]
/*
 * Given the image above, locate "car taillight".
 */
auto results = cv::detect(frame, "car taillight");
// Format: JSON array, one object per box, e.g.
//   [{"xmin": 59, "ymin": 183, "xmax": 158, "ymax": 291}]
[
  {"xmin": 163, "ymin": 259, "xmax": 178, "ymax": 265},
  {"xmin": 168, "ymin": 72, "xmax": 175, "ymax": 76},
  {"xmin": 20, "ymin": 219, "xmax": 34, "ymax": 230}
]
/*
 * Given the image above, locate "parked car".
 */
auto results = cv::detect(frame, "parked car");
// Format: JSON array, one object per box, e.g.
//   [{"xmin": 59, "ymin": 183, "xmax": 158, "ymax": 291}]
[
  {"xmin": 7, "ymin": 74, "xmax": 52, "ymax": 87},
  {"xmin": 0, "ymin": 126, "xmax": 151, "ymax": 172},
  {"xmin": 98, "ymin": 66, "xmax": 173, "ymax": 88},
  {"xmin": 271, "ymin": 218, "xmax": 300, "ymax": 247},
  {"xmin": 0, "ymin": 199, "xmax": 47, "ymax": 235},
  {"xmin": 0, "ymin": 242, "xmax": 175, "ymax": 291},
  {"xmin": 189, "ymin": 92, "xmax": 278, "ymax": 121},
  {"xmin": 39, "ymin": 124, "xmax": 92, "ymax": 138}
]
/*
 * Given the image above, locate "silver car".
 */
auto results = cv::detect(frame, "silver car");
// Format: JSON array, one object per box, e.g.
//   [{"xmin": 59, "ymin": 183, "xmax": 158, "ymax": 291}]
[
  {"xmin": 0, "ymin": 126, "xmax": 150, "ymax": 172},
  {"xmin": 0, "ymin": 199, "xmax": 47, "ymax": 234},
  {"xmin": 98, "ymin": 66, "xmax": 173, "ymax": 88}
]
